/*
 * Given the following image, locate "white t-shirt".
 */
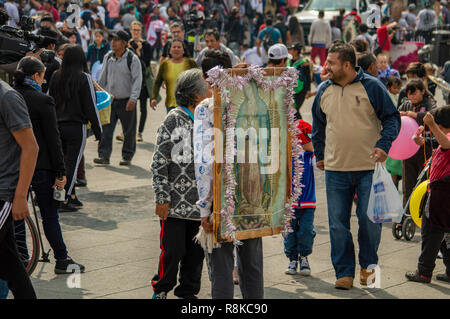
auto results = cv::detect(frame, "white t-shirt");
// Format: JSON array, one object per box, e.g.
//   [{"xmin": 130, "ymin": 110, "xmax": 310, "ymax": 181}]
[
  {"xmin": 78, "ymin": 26, "xmax": 90, "ymax": 53},
  {"xmin": 5, "ymin": 2, "xmax": 19, "ymax": 28},
  {"xmin": 96, "ymin": 6, "xmax": 106, "ymax": 24},
  {"xmin": 416, "ymin": 9, "xmax": 438, "ymax": 31},
  {"xmin": 242, "ymin": 48, "xmax": 263, "ymax": 66}
]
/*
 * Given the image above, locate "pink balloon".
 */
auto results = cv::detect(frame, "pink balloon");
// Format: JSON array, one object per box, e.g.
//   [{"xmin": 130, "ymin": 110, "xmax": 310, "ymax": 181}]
[{"xmin": 388, "ymin": 116, "xmax": 420, "ymax": 160}]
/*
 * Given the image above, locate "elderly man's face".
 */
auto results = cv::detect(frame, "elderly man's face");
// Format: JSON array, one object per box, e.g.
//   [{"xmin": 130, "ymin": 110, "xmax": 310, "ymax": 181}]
[{"xmin": 111, "ymin": 38, "xmax": 127, "ymax": 53}]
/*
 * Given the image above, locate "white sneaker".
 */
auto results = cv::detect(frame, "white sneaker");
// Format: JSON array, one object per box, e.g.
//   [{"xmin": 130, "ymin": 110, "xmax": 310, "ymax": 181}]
[
  {"xmin": 285, "ymin": 260, "xmax": 297, "ymax": 275},
  {"xmin": 299, "ymin": 256, "xmax": 311, "ymax": 276}
]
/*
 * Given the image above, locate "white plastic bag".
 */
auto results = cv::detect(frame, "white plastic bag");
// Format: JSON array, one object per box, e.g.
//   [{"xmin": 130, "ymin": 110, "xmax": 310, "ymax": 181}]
[{"xmin": 367, "ymin": 163, "xmax": 403, "ymax": 223}]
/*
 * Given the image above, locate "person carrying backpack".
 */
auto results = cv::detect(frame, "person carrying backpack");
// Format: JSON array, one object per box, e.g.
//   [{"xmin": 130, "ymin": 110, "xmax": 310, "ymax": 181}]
[
  {"xmin": 95, "ymin": 30, "xmax": 143, "ymax": 166},
  {"xmin": 256, "ymin": 17, "xmax": 282, "ymax": 64}
]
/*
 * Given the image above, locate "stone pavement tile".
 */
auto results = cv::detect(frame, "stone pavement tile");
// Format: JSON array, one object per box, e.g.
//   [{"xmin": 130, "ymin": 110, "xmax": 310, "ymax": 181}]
[
  {"xmin": 107, "ymin": 217, "xmax": 161, "ymax": 240},
  {"xmin": 48, "ymin": 229, "xmax": 145, "ymax": 252},
  {"xmin": 263, "ymin": 274, "xmax": 369, "ymax": 299},
  {"xmin": 68, "ymin": 238, "xmax": 158, "ymax": 265},
  {"xmin": 33, "ymin": 287, "xmax": 89, "ymax": 299},
  {"xmin": 98, "ymin": 286, "xmax": 154, "ymax": 299},
  {"xmin": 358, "ymin": 280, "xmax": 450, "ymax": 299},
  {"xmin": 41, "ymin": 263, "xmax": 158, "ymax": 299}
]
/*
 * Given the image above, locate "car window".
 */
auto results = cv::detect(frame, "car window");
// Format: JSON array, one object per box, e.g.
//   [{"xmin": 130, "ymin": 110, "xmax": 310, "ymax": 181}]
[
  {"xmin": 359, "ymin": 0, "xmax": 367, "ymax": 12},
  {"xmin": 306, "ymin": 0, "xmax": 357, "ymax": 11}
]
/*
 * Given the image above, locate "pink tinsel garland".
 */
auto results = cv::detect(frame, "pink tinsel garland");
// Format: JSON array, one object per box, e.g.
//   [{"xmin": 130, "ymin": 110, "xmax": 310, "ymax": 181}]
[{"xmin": 206, "ymin": 65, "xmax": 304, "ymax": 244}]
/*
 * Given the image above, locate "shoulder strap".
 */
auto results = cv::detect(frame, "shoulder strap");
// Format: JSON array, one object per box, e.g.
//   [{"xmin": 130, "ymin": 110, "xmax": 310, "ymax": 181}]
[
  {"xmin": 106, "ymin": 50, "xmax": 134, "ymax": 72},
  {"xmin": 106, "ymin": 50, "xmax": 114, "ymax": 62},
  {"xmin": 264, "ymin": 27, "xmax": 274, "ymax": 41},
  {"xmin": 127, "ymin": 50, "xmax": 134, "ymax": 71}
]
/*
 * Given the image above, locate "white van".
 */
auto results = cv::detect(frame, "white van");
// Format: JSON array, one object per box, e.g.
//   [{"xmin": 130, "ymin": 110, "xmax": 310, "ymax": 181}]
[{"xmin": 295, "ymin": 0, "xmax": 379, "ymax": 42}]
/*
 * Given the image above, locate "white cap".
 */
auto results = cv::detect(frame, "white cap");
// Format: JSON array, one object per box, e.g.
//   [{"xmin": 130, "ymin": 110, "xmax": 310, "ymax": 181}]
[
  {"xmin": 55, "ymin": 22, "xmax": 64, "ymax": 29},
  {"xmin": 268, "ymin": 43, "xmax": 291, "ymax": 60}
]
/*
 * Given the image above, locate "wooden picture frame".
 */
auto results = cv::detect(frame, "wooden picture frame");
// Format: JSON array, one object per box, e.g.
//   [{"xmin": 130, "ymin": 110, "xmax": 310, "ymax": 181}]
[{"xmin": 212, "ymin": 68, "xmax": 292, "ymax": 244}]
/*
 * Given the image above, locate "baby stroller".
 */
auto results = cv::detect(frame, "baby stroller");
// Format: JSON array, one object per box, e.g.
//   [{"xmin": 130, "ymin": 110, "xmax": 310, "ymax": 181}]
[{"xmin": 392, "ymin": 158, "xmax": 431, "ymax": 241}]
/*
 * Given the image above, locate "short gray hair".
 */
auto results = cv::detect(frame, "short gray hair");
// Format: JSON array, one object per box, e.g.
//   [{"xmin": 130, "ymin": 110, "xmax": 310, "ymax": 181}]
[{"xmin": 175, "ymin": 68, "xmax": 207, "ymax": 107}]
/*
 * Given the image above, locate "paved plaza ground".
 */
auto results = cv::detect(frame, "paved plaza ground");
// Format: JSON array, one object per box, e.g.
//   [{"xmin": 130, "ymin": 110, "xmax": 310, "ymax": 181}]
[{"xmin": 21, "ymin": 87, "xmax": 450, "ymax": 299}]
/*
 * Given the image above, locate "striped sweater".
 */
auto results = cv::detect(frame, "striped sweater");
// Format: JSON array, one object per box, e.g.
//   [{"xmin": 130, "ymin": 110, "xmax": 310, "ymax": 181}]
[{"xmin": 151, "ymin": 108, "xmax": 200, "ymax": 220}]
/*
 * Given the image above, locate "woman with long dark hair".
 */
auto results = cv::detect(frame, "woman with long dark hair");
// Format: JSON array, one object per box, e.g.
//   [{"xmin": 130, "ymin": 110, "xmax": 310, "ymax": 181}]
[
  {"xmin": 13, "ymin": 56, "xmax": 85, "ymax": 274},
  {"xmin": 49, "ymin": 44, "xmax": 102, "ymax": 212},
  {"xmin": 288, "ymin": 16, "xmax": 305, "ymax": 47}
]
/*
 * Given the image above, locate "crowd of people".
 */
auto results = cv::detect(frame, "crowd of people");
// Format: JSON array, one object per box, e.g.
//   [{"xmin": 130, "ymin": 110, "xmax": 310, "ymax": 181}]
[{"xmin": 0, "ymin": 0, "xmax": 449, "ymax": 300}]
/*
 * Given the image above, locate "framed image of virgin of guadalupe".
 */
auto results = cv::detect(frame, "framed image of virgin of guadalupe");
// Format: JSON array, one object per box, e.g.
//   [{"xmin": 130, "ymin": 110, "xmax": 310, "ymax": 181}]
[{"xmin": 207, "ymin": 66, "xmax": 303, "ymax": 244}]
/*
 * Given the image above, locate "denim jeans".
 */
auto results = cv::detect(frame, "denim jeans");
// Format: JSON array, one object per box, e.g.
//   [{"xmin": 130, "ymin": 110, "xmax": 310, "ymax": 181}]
[
  {"xmin": 325, "ymin": 170, "xmax": 382, "ymax": 279},
  {"xmin": 284, "ymin": 208, "xmax": 316, "ymax": 260},
  {"xmin": 0, "ymin": 280, "xmax": 8, "ymax": 299},
  {"xmin": 15, "ymin": 170, "xmax": 68, "ymax": 261}
]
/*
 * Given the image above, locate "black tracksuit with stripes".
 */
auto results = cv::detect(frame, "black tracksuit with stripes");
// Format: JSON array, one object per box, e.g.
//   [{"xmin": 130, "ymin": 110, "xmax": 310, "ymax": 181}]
[{"xmin": 49, "ymin": 71, "xmax": 102, "ymax": 197}]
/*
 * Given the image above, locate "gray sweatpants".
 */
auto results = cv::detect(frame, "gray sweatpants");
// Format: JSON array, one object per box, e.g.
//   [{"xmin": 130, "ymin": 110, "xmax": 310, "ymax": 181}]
[{"xmin": 209, "ymin": 237, "xmax": 264, "ymax": 299}]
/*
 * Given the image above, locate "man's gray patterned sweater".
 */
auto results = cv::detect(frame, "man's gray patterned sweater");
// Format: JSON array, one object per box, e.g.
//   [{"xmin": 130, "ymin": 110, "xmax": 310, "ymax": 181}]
[{"xmin": 151, "ymin": 108, "xmax": 200, "ymax": 220}]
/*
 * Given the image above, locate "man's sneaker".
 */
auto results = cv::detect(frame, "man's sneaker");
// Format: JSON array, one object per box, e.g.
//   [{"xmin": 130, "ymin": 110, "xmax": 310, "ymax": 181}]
[
  {"xmin": 299, "ymin": 256, "xmax": 311, "ymax": 276},
  {"xmin": 152, "ymin": 292, "xmax": 167, "ymax": 299},
  {"xmin": 75, "ymin": 179, "xmax": 87, "ymax": 187},
  {"xmin": 405, "ymin": 270, "xmax": 431, "ymax": 283},
  {"xmin": 137, "ymin": 133, "xmax": 143, "ymax": 142},
  {"xmin": 58, "ymin": 202, "xmax": 78, "ymax": 213},
  {"xmin": 360, "ymin": 268, "xmax": 375, "ymax": 286},
  {"xmin": 55, "ymin": 257, "xmax": 85, "ymax": 275},
  {"xmin": 335, "ymin": 277, "xmax": 354, "ymax": 290},
  {"xmin": 285, "ymin": 260, "xmax": 297, "ymax": 275},
  {"xmin": 116, "ymin": 135, "xmax": 124, "ymax": 142},
  {"xmin": 93, "ymin": 158, "xmax": 110, "ymax": 165},
  {"xmin": 69, "ymin": 196, "xmax": 83, "ymax": 207},
  {"xmin": 119, "ymin": 160, "xmax": 131, "ymax": 166},
  {"xmin": 178, "ymin": 295, "xmax": 198, "ymax": 299},
  {"xmin": 436, "ymin": 273, "xmax": 450, "ymax": 283}
]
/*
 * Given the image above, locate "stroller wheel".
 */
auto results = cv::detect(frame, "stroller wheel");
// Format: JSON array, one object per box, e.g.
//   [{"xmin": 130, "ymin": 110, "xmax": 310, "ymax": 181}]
[
  {"xmin": 392, "ymin": 222, "xmax": 403, "ymax": 239},
  {"xmin": 402, "ymin": 218, "xmax": 416, "ymax": 241}
]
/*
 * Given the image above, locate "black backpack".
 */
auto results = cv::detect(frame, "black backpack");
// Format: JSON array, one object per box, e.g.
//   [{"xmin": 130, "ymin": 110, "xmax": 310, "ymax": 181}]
[
  {"xmin": 262, "ymin": 27, "xmax": 275, "ymax": 52},
  {"xmin": 105, "ymin": 49, "xmax": 154, "ymax": 96},
  {"xmin": 106, "ymin": 49, "xmax": 135, "ymax": 71}
]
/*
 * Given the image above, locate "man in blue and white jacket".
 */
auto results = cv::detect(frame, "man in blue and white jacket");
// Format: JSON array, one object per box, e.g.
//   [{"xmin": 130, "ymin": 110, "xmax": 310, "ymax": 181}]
[{"xmin": 311, "ymin": 43, "xmax": 400, "ymax": 290}]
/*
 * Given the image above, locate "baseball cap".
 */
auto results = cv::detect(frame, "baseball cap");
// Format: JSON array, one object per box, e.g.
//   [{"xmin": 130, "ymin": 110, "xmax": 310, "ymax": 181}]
[
  {"xmin": 111, "ymin": 30, "xmax": 130, "ymax": 43},
  {"xmin": 268, "ymin": 44, "xmax": 291, "ymax": 60}
]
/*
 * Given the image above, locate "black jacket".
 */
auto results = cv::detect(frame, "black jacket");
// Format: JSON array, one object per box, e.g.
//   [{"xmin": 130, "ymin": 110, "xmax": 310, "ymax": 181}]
[
  {"xmin": 49, "ymin": 71, "xmax": 102, "ymax": 140},
  {"xmin": 15, "ymin": 85, "xmax": 66, "ymax": 177}
]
